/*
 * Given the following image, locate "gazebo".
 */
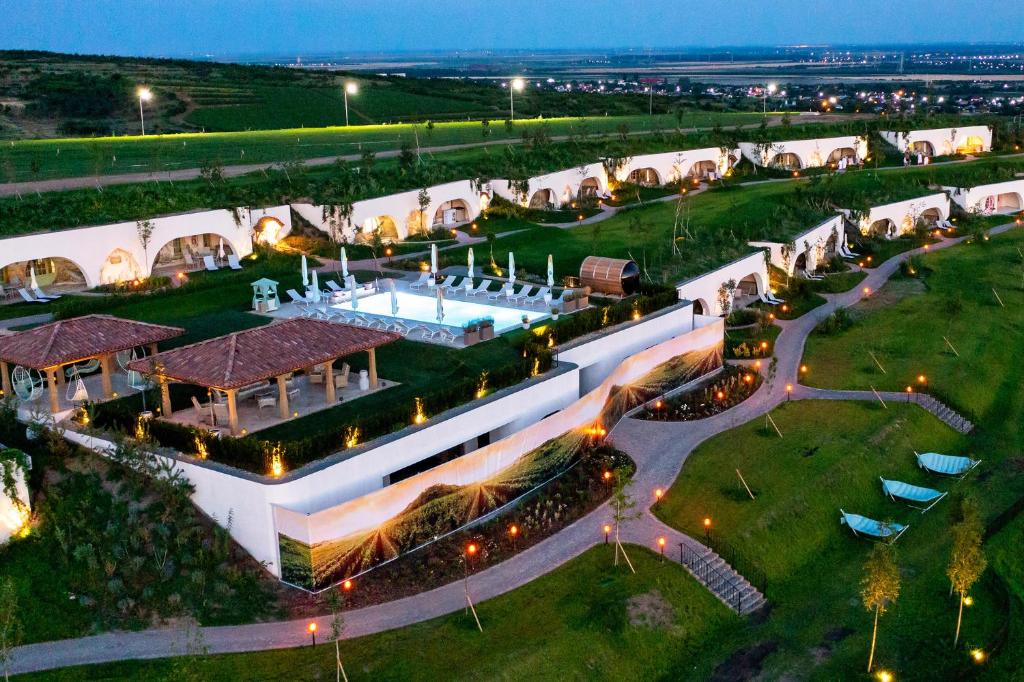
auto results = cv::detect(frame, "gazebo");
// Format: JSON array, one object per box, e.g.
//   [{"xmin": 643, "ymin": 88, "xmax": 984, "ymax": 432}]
[
  {"xmin": 251, "ymin": 277, "xmax": 280, "ymax": 312},
  {"xmin": 0, "ymin": 315, "xmax": 185, "ymax": 414},
  {"xmin": 130, "ymin": 318, "xmax": 400, "ymax": 435}
]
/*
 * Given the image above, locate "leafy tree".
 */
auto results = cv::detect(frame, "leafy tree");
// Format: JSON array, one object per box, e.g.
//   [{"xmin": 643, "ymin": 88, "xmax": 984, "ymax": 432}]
[
  {"xmin": 860, "ymin": 542, "xmax": 901, "ymax": 673},
  {"xmin": 947, "ymin": 499, "xmax": 986, "ymax": 647},
  {"xmin": 327, "ymin": 586, "xmax": 349, "ymax": 682},
  {"xmin": 135, "ymin": 219, "xmax": 155, "ymax": 276},
  {"xmin": 417, "ymin": 188, "xmax": 431, "ymax": 236},
  {"xmin": 609, "ymin": 471, "xmax": 641, "ymax": 571}
]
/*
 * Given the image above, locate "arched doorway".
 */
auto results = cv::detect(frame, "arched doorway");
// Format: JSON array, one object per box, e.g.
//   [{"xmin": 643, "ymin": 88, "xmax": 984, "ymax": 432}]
[
  {"xmin": 769, "ymin": 153, "xmax": 801, "ymax": 170},
  {"xmin": 1, "ymin": 257, "xmax": 88, "ymax": 291},
  {"xmin": 692, "ymin": 299, "xmax": 707, "ymax": 316},
  {"xmin": 869, "ymin": 219, "xmax": 896, "ymax": 239},
  {"xmin": 794, "ymin": 252, "xmax": 808, "ymax": 273},
  {"xmin": 99, "ymin": 249, "xmax": 144, "ymax": 284},
  {"xmin": 528, "ymin": 189, "xmax": 554, "ymax": 210},
  {"xmin": 919, "ymin": 208, "xmax": 941, "ymax": 228},
  {"xmin": 824, "ymin": 232, "xmax": 839, "ymax": 258},
  {"xmin": 827, "ymin": 147, "xmax": 857, "ymax": 164},
  {"xmin": 364, "ymin": 215, "xmax": 399, "ymax": 241},
  {"xmin": 736, "ymin": 273, "xmax": 762, "ymax": 298},
  {"xmin": 578, "ymin": 177, "xmax": 601, "ymax": 199},
  {"xmin": 689, "ymin": 160, "xmax": 717, "ymax": 179},
  {"xmin": 153, "ymin": 233, "xmax": 236, "ymax": 272},
  {"xmin": 995, "ymin": 192, "xmax": 1022, "ymax": 213},
  {"xmin": 909, "ymin": 141, "xmax": 935, "ymax": 156},
  {"xmin": 956, "ymin": 136, "xmax": 985, "ymax": 155},
  {"xmin": 478, "ymin": 192, "xmax": 491, "ymax": 212},
  {"xmin": 253, "ymin": 216, "xmax": 285, "ymax": 245},
  {"xmin": 433, "ymin": 199, "xmax": 471, "ymax": 227},
  {"xmin": 626, "ymin": 168, "xmax": 660, "ymax": 187}
]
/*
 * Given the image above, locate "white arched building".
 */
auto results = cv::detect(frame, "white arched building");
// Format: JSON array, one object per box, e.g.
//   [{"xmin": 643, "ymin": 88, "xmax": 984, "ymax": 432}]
[
  {"xmin": 293, "ymin": 179, "xmax": 485, "ymax": 243},
  {"xmin": 944, "ymin": 178, "xmax": 1024, "ymax": 215},
  {"xmin": 879, "ymin": 126, "xmax": 992, "ymax": 157},
  {"xmin": 0, "ymin": 206, "xmax": 290, "ymax": 289},
  {"xmin": 750, "ymin": 215, "xmax": 846, "ymax": 276},
  {"xmin": 490, "ymin": 162, "xmax": 608, "ymax": 209},
  {"xmin": 842, "ymin": 193, "xmax": 950, "ymax": 239},
  {"xmin": 675, "ymin": 251, "xmax": 769, "ymax": 317},
  {"xmin": 609, "ymin": 147, "xmax": 740, "ymax": 186},
  {"xmin": 738, "ymin": 135, "xmax": 868, "ymax": 170}
]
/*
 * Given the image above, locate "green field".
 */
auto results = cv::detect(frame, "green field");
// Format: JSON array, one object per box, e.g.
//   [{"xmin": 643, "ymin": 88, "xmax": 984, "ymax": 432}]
[{"xmin": 18, "ymin": 545, "xmax": 741, "ymax": 681}]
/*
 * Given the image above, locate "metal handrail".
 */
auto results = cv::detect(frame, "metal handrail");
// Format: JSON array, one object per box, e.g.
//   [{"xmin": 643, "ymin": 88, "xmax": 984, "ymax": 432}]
[
  {"xmin": 678, "ymin": 542, "xmax": 749, "ymax": 613},
  {"xmin": 703, "ymin": 531, "xmax": 768, "ymax": 595}
]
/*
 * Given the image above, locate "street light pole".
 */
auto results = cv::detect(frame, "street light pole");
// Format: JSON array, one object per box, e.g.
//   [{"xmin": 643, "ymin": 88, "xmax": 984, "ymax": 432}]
[
  {"xmin": 137, "ymin": 87, "xmax": 152, "ymax": 136},
  {"xmin": 763, "ymin": 83, "xmax": 776, "ymax": 116},
  {"xmin": 343, "ymin": 82, "xmax": 358, "ymax": 127},
  {"xmin": 510, "ymin": 78, "xmax": 524, "ymax": 121}
]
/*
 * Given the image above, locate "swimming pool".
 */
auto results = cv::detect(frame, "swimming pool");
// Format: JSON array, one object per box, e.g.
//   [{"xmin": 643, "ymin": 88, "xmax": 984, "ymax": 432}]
[{"xmin": 333, "ymin": 290, "xmax": 547, "ymax": 333}]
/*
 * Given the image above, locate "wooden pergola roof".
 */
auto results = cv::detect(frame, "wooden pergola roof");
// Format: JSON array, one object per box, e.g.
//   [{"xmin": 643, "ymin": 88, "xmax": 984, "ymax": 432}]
[
  {"xmin": 129, "ymin": 318, "xmax": 400, "ymax": 390},
  {"xmin": 0, "ymin": 315, "xmax": 185, "ymax": 369}
]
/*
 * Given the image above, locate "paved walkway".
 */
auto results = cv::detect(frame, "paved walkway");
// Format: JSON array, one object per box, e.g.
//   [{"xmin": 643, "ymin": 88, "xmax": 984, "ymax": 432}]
[{"xmin": 9, "ymin": 220, "xmax": 1019, "ymax": 674}]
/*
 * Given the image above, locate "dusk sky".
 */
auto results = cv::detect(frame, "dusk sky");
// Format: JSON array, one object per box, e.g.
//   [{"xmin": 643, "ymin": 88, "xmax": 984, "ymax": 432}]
[{"xmin": 4, "ymin": 0, "xmax": 1021, "ymax": 58}]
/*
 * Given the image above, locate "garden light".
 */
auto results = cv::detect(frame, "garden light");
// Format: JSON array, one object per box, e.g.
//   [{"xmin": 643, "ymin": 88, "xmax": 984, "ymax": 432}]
[
  {"xmin": 876, "ymin": 672, "xmax": 893, "ymax": 682},
  {"xmin": 863, "ymin": 287, "xmax": 871, "ymax": 296},
  {"xmin": 657, "ymin": 536, "xmax": 666, "ymax": 558},
  {"xmin": 602, "ymin": 470, "xmax": 612, "ymax": 481},
  {"xmin": 466, "ymin": 543, "xmax": 478, "ymax": 556},
  {"xmin": 509, "ymin": 524, "xmax": 518, "ymax": 537},
  {"xmin": 603, "ymin": 524, "xmax": 611, "ymax": 543},
  {"xmin": 963, "ymin": 595, "xmax": 973, "ymax": 606},
  {"xmin": 971, "ymin": 648, "xmax": 986, "ymax": 663},
  {"xmin": 654, "ymin": 488, "xmax": 664, "ymax": 500},
  {"xmin": 308, "ymin": 621, "xmax": 317, "ymax": 646},
  {"xmin": 343, "ymin": 579, "xmax": 353, "ymax": 591}
]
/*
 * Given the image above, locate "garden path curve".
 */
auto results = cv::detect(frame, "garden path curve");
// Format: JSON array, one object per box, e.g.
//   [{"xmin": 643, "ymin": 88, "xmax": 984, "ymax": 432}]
[{"xmin": 7, "ymin": 220, "xmax": 1019, "ymax": 674}]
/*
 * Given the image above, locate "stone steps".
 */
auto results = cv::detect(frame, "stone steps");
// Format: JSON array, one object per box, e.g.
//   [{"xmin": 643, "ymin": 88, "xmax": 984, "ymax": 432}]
[
  {"xmin": 679, "ymin": 544, "xmax": 767, "ymax": 616},
  {"xmin": 917, "ymin": 394, "xmax": 974, "ymax": 434}
]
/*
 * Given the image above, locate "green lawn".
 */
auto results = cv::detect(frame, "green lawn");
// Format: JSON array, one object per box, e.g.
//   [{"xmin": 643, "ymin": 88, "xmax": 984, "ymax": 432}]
[
  {"xmin": 19, "ymin": 545, "xmax": 741, "ymax": 682},
  {"xmin": 656, "ymin": 400, "xmax": 1009, "ymax": 679}
]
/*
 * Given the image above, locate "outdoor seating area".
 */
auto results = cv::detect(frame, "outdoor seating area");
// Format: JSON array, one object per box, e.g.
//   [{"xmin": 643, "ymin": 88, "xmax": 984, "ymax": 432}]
[
  {"xmin": 0, "ymin": 314, "xmax": 185, "ymax": 414},
  {"xmin": 128, "ymin": 317, "xmax": 400, "ymax": 435}
]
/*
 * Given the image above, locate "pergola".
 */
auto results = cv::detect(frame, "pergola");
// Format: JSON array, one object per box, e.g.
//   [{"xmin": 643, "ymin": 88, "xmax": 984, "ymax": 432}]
[
  {"xmin": 0, "ymin": 315, "xmax": 185, "ymax": 414},
  {"xmin": 129, "ymin": 318, "xmax": 400, "ymax": 435}
]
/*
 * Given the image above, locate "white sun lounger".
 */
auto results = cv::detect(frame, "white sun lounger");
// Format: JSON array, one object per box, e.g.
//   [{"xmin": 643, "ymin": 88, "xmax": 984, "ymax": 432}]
[
  {"xmin": 17, "ymin": 288, "xmax": 49, "ymax": 304},
  {"xmin": 203, "ymin": 255, "xmax": 220, "ymax": 272},
  {"xmin": 525, "ymin": 287, "xmax": 550, "ymax": 306},
  {"xmin": 441, "ymin": 277, "xmax": 465, "ymax": 293},
  {"xmin": 508, "ymin": 285, "xmax": 534, "ymax": 303},
  {"xmin": 32, "ymin": 286, "xmax": 61, "ymax": 300},
  {"xmin": 228, "ymin": 254, "xmax": 244, "ymax": 270},
  {"xmin": 466, "ymin": 280, "xmax": 493, "ymax": 296},
  {"xmin": 408, "ymin": 272, "xmax": 430, "ymax": 289},
  {"xmin": 325, "ymin": 280, "xmax": 344, "ymax": 293},
  {"xmin": 488, "ymin": 284, "xmax": 513, "ymax": 300}
]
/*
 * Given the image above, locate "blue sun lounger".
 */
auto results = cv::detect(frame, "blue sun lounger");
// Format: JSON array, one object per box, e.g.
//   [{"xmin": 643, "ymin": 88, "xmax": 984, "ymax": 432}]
[
  {"xmin": 880, "ymin": 478, "xmax": 947, "ymax": 513},
  {"xmin": 840, "ymin": 509, "xmax": 908, "ymax": 543},
  {"xmin": 915, "ymin": 452, "xmax": 980, "ymax": 479}
]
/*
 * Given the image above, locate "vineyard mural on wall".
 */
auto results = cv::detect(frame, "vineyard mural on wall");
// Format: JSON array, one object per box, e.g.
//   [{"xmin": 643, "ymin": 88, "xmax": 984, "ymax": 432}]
[{"xmin": 275, "ymin": 328, "xmax": 723, "ymax": 591}]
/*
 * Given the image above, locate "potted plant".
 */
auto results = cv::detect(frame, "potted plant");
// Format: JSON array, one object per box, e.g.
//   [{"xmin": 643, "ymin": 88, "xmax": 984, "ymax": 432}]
[
  {"xmin": 463, "ymin": 321, "xmax": 480, "ymax": 345},
  {"xmin": 563, "ymin": 291, "xmax": 577, "ymax": 312},
  {"xmin": 479, "ymin": 318, "xmax": 495, "ymax": 341},
  {"xmin": 550, "ymin": 306, "xmax": 560, "ymax": 321},
  {"xmin": 521, "ymin": 314, "xmax": 530, "ymax": 330},
  {"xmin": 577, "ymin": 286, "xmax": 591, "ymax": 308}
]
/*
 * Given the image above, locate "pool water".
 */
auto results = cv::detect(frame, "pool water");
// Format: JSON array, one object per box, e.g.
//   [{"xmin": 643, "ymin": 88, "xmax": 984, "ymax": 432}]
[{"xmin": 334, "ymin": 290, "xmax": 547, "ymax": 333}]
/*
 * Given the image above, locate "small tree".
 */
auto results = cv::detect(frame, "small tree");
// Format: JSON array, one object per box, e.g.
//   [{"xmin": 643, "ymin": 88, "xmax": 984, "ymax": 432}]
[
  {"xmin": 947, "ymin": 501, "xmax": 986, "ymax": 647},
  {"xmin": 136, "ymin": 219, "xmax": 155, "ymax": 277},
  {"xmin": 327, "ymin": 586, "xmax": 349, "ymax": 682},
  {"xmin": 486, "ymin": 232, "xmax": 498, "ymax": 269},
  {"xmin": 860, "ymin": 542, "xmax": 901, "ymax": 673},
  {"xmin": 0, "ymin": 576, "xmax": 20, "ymax": 682},
  {"xmin": 609, "ymin": 472, "xmax": 641, "ymax": 572},
  {"xmin": 417, "ymin": 188, "xmax": 431, "ymax": 236}
]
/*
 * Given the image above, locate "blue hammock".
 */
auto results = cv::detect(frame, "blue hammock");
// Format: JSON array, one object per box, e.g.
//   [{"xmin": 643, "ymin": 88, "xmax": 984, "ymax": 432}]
[
  {"xmin": 840, "ymin": 509, "xmax": 908, "ymax": 542},
  {"xmin": 915, "ymin": 452, "xmax": 980, "ymax": 479},
  {"xmin": 880, "ymin": 478, "xmax": 947, "ymax": 513}
]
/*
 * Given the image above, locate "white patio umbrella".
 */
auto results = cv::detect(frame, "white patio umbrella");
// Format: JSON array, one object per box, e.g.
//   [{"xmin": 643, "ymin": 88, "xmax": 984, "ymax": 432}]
[
  {"xmin": 340, "ymin": 246, "xmax": 349, "ymax": 279},
  {"xmin": 29, "ymin": 265, "xmax": 39, "ymax": 290},
  {"xmin": 217, "ymin": 237, "xmax": 225, "ymax": 261},
  {"xmin": 435, "ymin": 285, "xmax": 445, "ymax": 323},
  {"xmin": 387, "ymin": 278, "xmax": 399, "ymax": 316},
  {"xmin": 348, "ymin": 274, "xmax": 359, "ymax": 310},
  {"xmin": 547, "ymin": 254, "xmax": 554, "ymax": 287},
  {"xmin": 467, "ymin": 248, "xmax": 475, "ymax": 281},
  {"xmin": 430, "ymin": 243, "xmax": 438, "ymax": 276},
  {"xmin": 301, "ymin": 255, "xmax": 309, "ymax": 287},
  {"xmin": 508, "ymin": 252, "xmax": 516, "ymax": 286},
  {"xmin": 310, "ymin": 270, "xmax": 321, "ymax": 303}
]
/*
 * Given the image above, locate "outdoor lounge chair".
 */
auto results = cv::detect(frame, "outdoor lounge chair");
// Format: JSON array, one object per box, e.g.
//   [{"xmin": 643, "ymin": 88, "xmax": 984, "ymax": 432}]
[
  {"xmin": 32, "ymin": 286, "xmax": 61, "ymax": 300},
  {"xmin": 17, "ymin": 288, "xmax": 48, "ymax": 304},
  {"xmin": 441, "ymin": 276, "xmax": 465, "ymax": 293},
  {"xmin": 325, "ymin": 280, "xmax": 344, "ymax": 293},
  {"xmin": 203, "ymin": 255, "xmax": 220, "ymax": 272},
  {"xmin": 915, "ymin": 452, "xmax": 981, "ymax": 479},
  {"xmin": 839, "ymin": 509, "xmax": 908, "ymax": 542},
  {"xmin": 466, "ymin": 280, "xmax": 493, "ymax": 296},
  {"xmin": 286, "ymin": 288, "xmax": 313, "ymax": 311},
  {"xmin": 525, "ymin": 287, "xmax": 550, "ymax": 306},
  {"xmin": 508, "ymin": 285, "xmax": 534, "ymax": 303},
  {"xmin": 227, "ymin": 254, "xmax": 244, "ymax": 271},
  {"xmin": 191, "ymin": 396, "xmax": 213, "ymax": 425},
  {"xmin": 880, "ymin": 478, "xmax": 947, "ymax": 513},
  {"xmin": 408, "ymin": 272, "xmax": 431, "ymax": 289},
  {"xmin": 488, "ymin": 283, "xmax": 514, "ymax": 300},
  {"xmin": 256, "ymin": 394, "xmax": 276, "ymax": 413},
  {"xmin": 937, "ymin": 219, "xmax": 955, "ymax": 230}
]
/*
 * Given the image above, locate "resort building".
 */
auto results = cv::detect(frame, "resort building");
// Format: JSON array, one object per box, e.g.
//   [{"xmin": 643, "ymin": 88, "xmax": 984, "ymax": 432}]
[
  {"xmin": 609, "ymin": 147, "xmax": 740, "ymax": 187},
  {"xmin": 843, "ymin": 192, "xmax": 950, "ymax": 239},
  {"xmin": 944, "ymin": 178, "xmax": 1024, "ymax": 215},
  {"xmin": 674, "ymin": 252, "xmax": 770, "ymax": 316},
  {"xmin": 879, "ymin": 125, "xmax": 992, "ymax": 156},
  {"xmin": 490, "ymin": 162, "xmax": 608, "ymax": 209},
  {"xmin": 750, "ymin": 215, "xmax": 846, "ymax": 276},
  {"xmin": 738, "ymin": 135, "xmax": 868, "ymax": 170}
]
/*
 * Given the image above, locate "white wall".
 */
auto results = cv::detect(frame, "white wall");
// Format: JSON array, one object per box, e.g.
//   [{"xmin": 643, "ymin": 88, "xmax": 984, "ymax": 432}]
[
  {"xmin": 750, "ymin": 214, "xmax": 846, "ymax": 275},
  {"xmin": 846, "ymin": 193, "xmax": 950, "ymax": 238},
  {"xmin": 0, "ymin": 207, "xmax": 285, "ymax": 287},
  {"xmin": 675, "ymin": 251, "xmax": 769, "ymax": 316},
  {"xmin": 944, "ymin": 178, "xmax": 1024, "ymax": 214},
  {"xmin": 611, "ymin": 147, "xmax": 740, "ymax": 185},
  {"xmin": 0, "ymin": 460, "xmax": 30, "ymax": 546},
  {"xmin": 880, "ymin": 126, "xmax": 992, "ymax": 155},
  {"xmin": 491, "ymin": 162, "xmax": 608, "ymax": 208},
  {"xmin": 738, "ymin": 135, "xmax": 868, "ymax": 169}
]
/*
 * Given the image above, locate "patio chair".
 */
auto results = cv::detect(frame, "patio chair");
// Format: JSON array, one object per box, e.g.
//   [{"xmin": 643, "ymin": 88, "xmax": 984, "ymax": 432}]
[
  {"xmin": 405, "ymin": 322, "xmax": 433, "ymax": 338},
  {"xmin": 17, "ymin": 288, "xmax": 48, "ymax": 304},
  {"xmin": 425, "ymin": 325, "xmax": 457, "ymax": 343},
  {"xmin": 466, "ymin": 280, "xmax": 493, "ymax": 297},
  {"xmin": 839, "ymin": 509, "xmax": 908, "ymax": 543},
  {"xmin": 525, "ymin": 287, "xmax": 550, "ymax": 306},
  {"xmin": 183, "ymin": 250, "xmax": 198, "ymax": 271},
  {"xmin": 257, "ymin": 394, "xmax": 277, "ymax": 413},
  {"xmin": 32, "ymin": 285, "xmax": 61, "ymax": 300},
  {"xmin": 191, "ymin": 396, "xmax": 213, "ymax": 425},
  {"xmin": 334, "ymin": 364, "xmax": 350, "ymax": 389},
  {"xmin": 286, "ymin": 289, "xmax": 313, "ymax": 314},
  {"xmin": 880, "ymin": 478, "xmax": 947, "ymax": 513},
  {"xmin": 508, "ymin": 285, "xmax": 534, "ymax": 303},
  {"xmin": 915, "ymin": 451, "xmax": 981, "ymax": 479},
  {"xmin": 227, "ymin": 254, "xmax": 244, "ymax": 271},
  {"xmin": 408, "ymin": 272, "xmax": 431, "ymax": 289},
  {"xmin": 203, "ymin": 255, "xmax": 220, "ymax": 272},
  {"xmin": 488, "ymin": 283, "xmax": 513, "ymax": 301},
  {"xmin": 212, "ymin": 402, "xmax": 229, "ymax": 425},
  {"xmin": 326, "ymin": 280, "xmax": 344, "ymax": 293},
  {"xmin": 441, "ymin": 276, "xmax": 465, "ymax": 293},
  {"xmin": 429, "ymin": 275, "xmax": 450, "ymax": 290}
]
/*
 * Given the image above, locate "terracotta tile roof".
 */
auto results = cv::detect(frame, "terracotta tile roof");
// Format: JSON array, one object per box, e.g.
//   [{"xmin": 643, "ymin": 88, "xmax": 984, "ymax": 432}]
[
  {"xmin": 129, "ymin": 318, "xmax": 400, "ymax": 390},
  {"xmin": 0, "ymin": 315, "xmax": 185, "ymax": 369}
]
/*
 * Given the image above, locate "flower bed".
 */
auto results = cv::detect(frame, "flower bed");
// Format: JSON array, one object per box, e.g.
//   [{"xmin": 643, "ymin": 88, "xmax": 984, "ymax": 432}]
[{"xmin": 637, "ymin": 364, "xmax": 762, "ymax": 422}]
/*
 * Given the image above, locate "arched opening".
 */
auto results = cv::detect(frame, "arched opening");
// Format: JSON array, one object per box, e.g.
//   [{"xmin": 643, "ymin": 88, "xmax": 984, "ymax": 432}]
[
  {"xmin": 578, "ymin": 177, "xmax": 601, "ymax": 199},
  {"xmin": 769, "ymin": 153, "xmax": 802, "ymax": 170},
  {"xmin": 433, "ymin": 199, "xmax": 472, "ymax": 227},
  {"xmin": 362, "ymin": 215, "xmax": 399, "ymax": 242},
  {"xmin": 691, "ymin": 299, "xmax": 707, "ymax": 316},
  {"xmin": 253, "ymin": 216, "xmax": 285, "ymax": 245},
  {"xmin": 827, "ymin": 147, "xmax": 857, "ymax": 164},
  {"xmin": 919, "ymin": 208, "xmax": 941, "ymax": 228},
  {"xmin": 824, "ymin": 232, "xmax": 839, "ymax": 257},
  {"xmin": 528, "ymin": 189, "xmax": 554, "ymax": 210},
  {"xmin": 869, "ymin": 219, "xmax": 896, "ymax": 239},
  {"xmin": 736, "ymin": 273, "xmax": 762, "ymax": 298},
  {"xmin": 909, "ymin": 140, "xmax": 935, "ymax": 156},
  {"xmin": 626, "ymin": 168, "xmax": 660, "ymax": 187},
  {"xmin": 152, "ymin": 233, "xmax": 236, "ymax": 273},
  {"xmin": 794, "ymin": 252, "xmax": 808, "ymax": 272},
  {"xmin": 1, "ymin": 257, "xmax": 88, "ymax": 292},
  {"xmin": 688, "ymin": 160, "xmax": 717, "ymax": 179},
  {"xmin": 956, "ymin": 136, "xmax": 985, "ymax": 155},
  {"xmin": 995, "ymin": 192, "xmax": 1022, "ymax": 213},
  {"xmin": 478, "ymin": 192, "xmax": 491, "ymax": 212},
  {"xmin": 99, "ymin": 249, "xmax": 144, "ymax": 285}
]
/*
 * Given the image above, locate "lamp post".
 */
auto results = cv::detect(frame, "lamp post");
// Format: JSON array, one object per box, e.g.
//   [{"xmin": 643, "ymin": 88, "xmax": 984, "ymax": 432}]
[
  {"xmin": 137, "ymin": 87, "xmax": 152, "ymax": 136},
  {"xmin": 510, "ymin": 78, "xmax": 525, "ymax": 121},
  {"xmin": 343, "ymin": 82, "xmax": 358, "ymax": 127},
  {"xmin": 763, "ymin": 83, "xmax": 776, "ymax": 115}
]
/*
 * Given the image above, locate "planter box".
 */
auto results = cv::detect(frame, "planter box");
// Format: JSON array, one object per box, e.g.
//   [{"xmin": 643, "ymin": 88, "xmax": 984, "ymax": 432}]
[
  {"xmin": 577, "ymin": 296, "xmax": 589, "ymax": 308},
  {"xmin": 463, "ymin": 329, "xmax": 480, "ymax": 345},
  {"xmin": 480, "ymin": 325, "xmax": 495, "ymax": 341},
  {"xmin": 563, "ymin": 299, "xmax": 578, "ymax": 313}
]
